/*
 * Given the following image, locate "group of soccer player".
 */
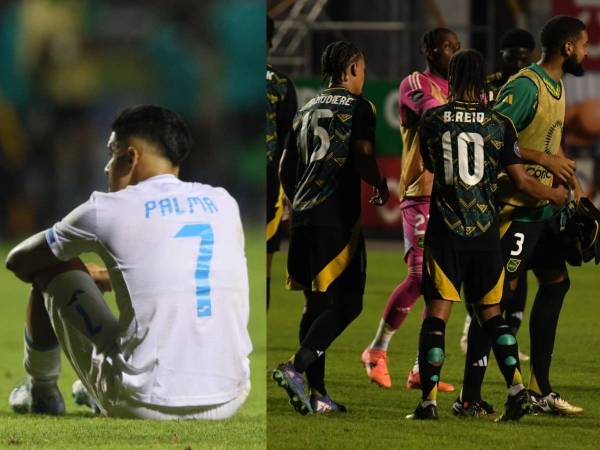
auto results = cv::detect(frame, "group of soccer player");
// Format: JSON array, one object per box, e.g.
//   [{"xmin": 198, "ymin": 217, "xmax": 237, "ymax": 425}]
[{"xmin": 269, "ymin": 14, "xmax": 594, "ymax": 421}]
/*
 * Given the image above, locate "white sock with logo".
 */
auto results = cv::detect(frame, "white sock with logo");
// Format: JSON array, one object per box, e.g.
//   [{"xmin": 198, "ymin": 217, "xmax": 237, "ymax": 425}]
[{"xmin": 23, "ymin": 331, "xmax": 61, "ymax": 385}]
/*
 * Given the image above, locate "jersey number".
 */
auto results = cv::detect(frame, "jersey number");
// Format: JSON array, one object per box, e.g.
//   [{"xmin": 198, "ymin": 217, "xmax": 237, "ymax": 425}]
[
  {"xmin": 441, "ymin": 131, "xmax": 485, "ymax": 186},
  {"xmin": 299, "ymin": 108, "xmax": 333, "ymax": 164},
  {"xmin": 175, "ymin": 223, "xmax": 214, "ymax": 317},
  {"xmin": 511, "ymin": 232, "xmax": 525, "ymax": 256}
]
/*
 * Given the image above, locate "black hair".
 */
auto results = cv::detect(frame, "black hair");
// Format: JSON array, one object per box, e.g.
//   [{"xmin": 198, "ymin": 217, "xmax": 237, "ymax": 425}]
[
  {"xmin": 111, "ymin": 105, "xmax": 192, "ymax": 166},
  {"xmin": 267, "ymin": 15, "xmax": 274, "ymax": 44},
  {"xmin": 500, "ymin": 28, "xmax": 535, "ymax": 50},
  {"xmin": 420, "ymin": 27, "xmax": 454, "ymax": 56},
  {"xmin": 320, "ymin": 41, "xmax": 362, "ymax": 85},
  {"xmin": 540, "ymin": 15, "xmax": 586, "ymax": 55},
  {"xmin": 448, "ymin": 49, "xmax": 485, "ymax": 102}
]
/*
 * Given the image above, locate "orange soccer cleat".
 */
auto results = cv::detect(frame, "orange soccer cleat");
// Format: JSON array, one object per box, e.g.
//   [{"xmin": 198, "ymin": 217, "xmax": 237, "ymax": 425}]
[
  {"xmin": 360, "ymin": 348, "xmax": 392, "ymax": 388},
  {"xmin": 406, "ymin": 369, "xmax": 455, "ymax": 392}
]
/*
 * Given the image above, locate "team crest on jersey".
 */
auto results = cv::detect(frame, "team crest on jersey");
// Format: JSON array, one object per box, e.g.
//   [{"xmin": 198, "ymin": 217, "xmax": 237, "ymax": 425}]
[
  {"xmin": 412, "ymin": 91, "xmax": 424, "ymax": 102},
  {"xmin": 514, "ymin": 141, "xmax": 522, "ymax": 157},
  {"xmin": 506, "ymin": 258, "xmax": 521, "ymax": 273}
]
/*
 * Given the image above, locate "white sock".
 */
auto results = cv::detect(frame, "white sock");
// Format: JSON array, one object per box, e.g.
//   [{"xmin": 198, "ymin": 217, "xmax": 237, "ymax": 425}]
[
  {"xmin": 23, "ymin": 331, "xmax": 61, "ymax": 385},
  {"xmin": 44, "ymin": 270, "xmax": 118, "ymax": 353},
  {"xmin": 412, "ymin": 354, "xmax": 419, "ymax": 373},
  {"xmin": 370, "ymin": 320, "xmax": 396, "ymax": 351},
  {"xmin": 508, "ymin": 383, "xmax": 525, "ymax": 397}
]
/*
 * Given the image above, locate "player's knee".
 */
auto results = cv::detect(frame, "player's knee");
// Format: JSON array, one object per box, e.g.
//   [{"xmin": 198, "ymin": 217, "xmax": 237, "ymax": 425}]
[
  {"xmin": 544, "ymin": 277, "xmax": 570, "ymax": 296},
  {"xmin": 34, "ymin": 258, "xmax": 88, "ymax": 291}
]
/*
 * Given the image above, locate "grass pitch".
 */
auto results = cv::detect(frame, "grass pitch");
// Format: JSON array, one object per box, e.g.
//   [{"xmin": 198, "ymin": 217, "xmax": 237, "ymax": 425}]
[
  {"xmin": 268, "ymin": 241, "xmax": 600, "ymax": 449},
  {"xmin": 0, "ymin": 225, "xmax": 265, "ymax": 450}
]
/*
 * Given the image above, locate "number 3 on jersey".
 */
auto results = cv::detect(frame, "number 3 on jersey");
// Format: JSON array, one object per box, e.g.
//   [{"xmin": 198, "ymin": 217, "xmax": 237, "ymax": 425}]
[
  {"xmin": 299, "ymin": 108, "xmax": 333, "ymax": 164},
  {"xmin": 175, "ymin": 224, "xmax": 214, "ymax": 317}
]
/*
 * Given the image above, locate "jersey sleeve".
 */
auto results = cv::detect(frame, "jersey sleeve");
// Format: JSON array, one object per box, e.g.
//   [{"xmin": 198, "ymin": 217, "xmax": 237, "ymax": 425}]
[
  {"xmin": 493, "ymin": 77, "xmax": 538, "ymax": 132},
  {"xmin": 352, "ymin": 97, "xmax": 376, "ymax": 143},
  {"xmin": 276, "ymin": 75, "xmax": 298, "ymax": 150},
  {"xmin": 499, "ymin": 117, "xmax": 523, "ymax": 168},
  {"xmin": 399, "ymin": 72, "xmax": 444, "ymax": 119},
  {"xmin": 45, "ymin": 194, "xmax": 100, "ymax": 261}
]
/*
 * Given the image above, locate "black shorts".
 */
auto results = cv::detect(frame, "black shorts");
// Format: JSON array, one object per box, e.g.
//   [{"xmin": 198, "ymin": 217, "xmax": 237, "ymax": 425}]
[
  {"xmin": 422, "ymin": 243, "xmax": 506, "ymax": 305},
  {"xmin": 500, "ymin": 218, "xmax": 567, "ymax": 281},
  {"xmin": 287, "ymin": 222, "xmax": 366, "ymax": 296},
  {"xmin": 267, "ymin": 184, "xmax": 284, "ymax": 253}
]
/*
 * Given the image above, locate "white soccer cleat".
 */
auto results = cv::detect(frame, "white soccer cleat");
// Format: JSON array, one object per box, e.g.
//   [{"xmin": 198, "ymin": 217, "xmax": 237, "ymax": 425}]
[
  {"xmin": 72, "ymin": 379, "xmax": 101, "ymax": 414},
  {"xmin": 9, "ymin": 378, "xmax": 65, "ymax": 415}
]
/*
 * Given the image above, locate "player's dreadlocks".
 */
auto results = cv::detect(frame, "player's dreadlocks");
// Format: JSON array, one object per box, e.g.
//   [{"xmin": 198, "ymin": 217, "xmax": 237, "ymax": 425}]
[
  {"xmin": 420, "ymin": 27, "xmax": 454, "ymax": 57},
  {"xmin": 321, "ymin": 41, "xmax": 362, "ymax": 85},
  {"xmin": 448, "ymin": 49, "xmax": 486, "ymax": 102}
]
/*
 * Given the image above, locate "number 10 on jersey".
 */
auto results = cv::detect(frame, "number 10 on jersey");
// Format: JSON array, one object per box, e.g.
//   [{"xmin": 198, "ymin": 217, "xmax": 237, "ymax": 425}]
[{"xmin": 175, "ymin": 223, "xmax": 214, "ymax": 317}]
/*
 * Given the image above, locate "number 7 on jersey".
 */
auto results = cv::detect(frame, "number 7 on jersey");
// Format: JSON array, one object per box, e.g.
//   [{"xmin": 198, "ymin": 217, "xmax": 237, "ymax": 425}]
[{"xmin": 175, "ymin": 223, "xmax": 214, "ymax": 317}]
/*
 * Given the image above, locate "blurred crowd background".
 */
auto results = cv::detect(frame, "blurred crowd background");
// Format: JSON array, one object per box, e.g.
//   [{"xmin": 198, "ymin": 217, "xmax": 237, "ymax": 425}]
[
  {"xmin": 0, "ymin": 0, "xmax": 264, "ymax": 240},
  {"xmin": 268, "ymin": 0, "xmax": 600, "ymax": 231}
]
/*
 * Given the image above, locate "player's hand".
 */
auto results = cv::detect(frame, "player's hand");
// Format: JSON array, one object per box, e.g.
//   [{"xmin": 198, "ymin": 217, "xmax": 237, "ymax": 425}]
[
  {"xmin": 542, "ymin": 154, "xmax": 576, "ymax": 183},
  {"xmin": 551, "ymin": 184, "xmax": 569, "ymax": 206},
  {"xmin": 85, "ymin": 263, "xmax": 112, "ymax": 293},
  {"xmin": 370, "ymin": 178, "xmax": 389, "ymax": 206}
]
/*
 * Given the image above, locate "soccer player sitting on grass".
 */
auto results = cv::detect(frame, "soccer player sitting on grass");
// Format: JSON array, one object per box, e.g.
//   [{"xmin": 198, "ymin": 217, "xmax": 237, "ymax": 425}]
[
  {"xmin": 6, "ymin": 105, "xmax": 252, "ymax": 420},
  {"xmin": 407, "ymin": 49, "xmax": 567, "ymax": 421}
]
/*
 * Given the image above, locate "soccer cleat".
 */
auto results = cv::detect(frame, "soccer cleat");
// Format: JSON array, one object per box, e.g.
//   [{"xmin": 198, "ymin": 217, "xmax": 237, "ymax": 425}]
[
  {"xmin": 310, "ymin": 394, "xmax": 347, "ymax": 414},
  {"xmin": 272, "ymin": 362, "xmax": 313, "ymax": 415},
  {"xmin": 360, "ymin": 348, "xmax": 391, "ymax": 388},
  {"xmin": 452, "ymin": 398, "xmax": 495, "ymax": 417},
  {"xmin": 496, "ymin": 388, "xmax": 531, "ymax": 422},
  {"xmin": 530, "ymin": 391, "xmax": 583, "ymax": 415},
  {"xmin": 406, "ymin": 370, "xmax": 455, "ymax": 392},
  {"xmin": 9, "ymin": 378, "xmax": 65, "ymax": 415},
  {"xmin": 406, "ymin": 402, "xmax": 438, "ymax": 420},
  {"xmin": 72, "ymin": 380, "xmax": 101, "ymax": 414}
]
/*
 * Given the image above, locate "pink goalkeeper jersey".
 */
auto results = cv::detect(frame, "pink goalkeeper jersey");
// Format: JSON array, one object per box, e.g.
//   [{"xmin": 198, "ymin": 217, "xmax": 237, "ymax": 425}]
[{"xmin": 397, "ymin": 70, "xmax": 448, "ymax": 201}]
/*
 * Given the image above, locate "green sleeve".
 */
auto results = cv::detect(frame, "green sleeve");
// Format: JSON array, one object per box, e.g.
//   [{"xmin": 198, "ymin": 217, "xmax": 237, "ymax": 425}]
[{"xmin": 492, "ymin": 77, "xmax": 538, "ymax": 132}]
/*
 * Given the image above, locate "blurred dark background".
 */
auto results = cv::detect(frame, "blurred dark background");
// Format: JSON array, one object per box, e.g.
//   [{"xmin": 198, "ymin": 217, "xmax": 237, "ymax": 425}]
[{"xmin": 0, "ymin": 0, "xmax": 264, "ymax": 239}]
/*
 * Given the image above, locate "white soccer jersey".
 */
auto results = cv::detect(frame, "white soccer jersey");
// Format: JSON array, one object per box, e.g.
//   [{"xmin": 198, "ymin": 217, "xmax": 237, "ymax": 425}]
[{"xmin": 46, "ymin": 174, "xmax": 251, "ymax": 407}]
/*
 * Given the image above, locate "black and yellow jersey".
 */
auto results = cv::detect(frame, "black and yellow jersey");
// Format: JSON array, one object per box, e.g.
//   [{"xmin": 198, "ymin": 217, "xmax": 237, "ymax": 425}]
[
  {"xmin": 420, "ymin": 100, "xmax": 522, "ymax": 248},
  {"xmin": 287, "ymin": 87, "xmax": 376, "ymax": 228},
  {"xmin": 266, "ymin": 64, "xmax": 297, "ymax": 201}
]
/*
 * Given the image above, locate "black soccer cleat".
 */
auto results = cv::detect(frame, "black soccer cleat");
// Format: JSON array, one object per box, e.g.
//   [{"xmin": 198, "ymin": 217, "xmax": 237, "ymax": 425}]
[
  {"xmin": 406, "ymin": 402, "xmax": 438, "ymax": 420},
  {"xmin": 452, "ymin": 398, "xmax": 494, "ymax": 417},
  {"xmin": 272, "ymin": 362, "xmax": 313, "ymax": 415},
  {"xmin": 496, "ymin": 388, "xmax": 531, "ymax": 422}
]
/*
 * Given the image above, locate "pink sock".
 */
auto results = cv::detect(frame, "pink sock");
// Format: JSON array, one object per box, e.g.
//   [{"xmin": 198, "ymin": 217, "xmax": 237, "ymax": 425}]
[{"xmin": 382, "ymin": 270, "xmax": 422, "ymax": 329}]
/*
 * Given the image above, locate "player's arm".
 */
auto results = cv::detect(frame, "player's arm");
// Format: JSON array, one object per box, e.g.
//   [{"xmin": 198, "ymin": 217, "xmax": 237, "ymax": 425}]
[
  {"xmin": 276, "ymin": 76, "xmax": 298, "ymax": 161},
  {"xmin": 6, "ymin": 232, "xmax": 62, "ymax": 283},
  {"xmin": 353, "ymin": 98, "xmax": 388, "ymax": 205},
  {"xmin": 501, "ymin": 120, "xmax": 568, "ymax": 206},
  {"xmin": 418, "ymin": 112, "xmax": 434, "ymax": 173},
  {"xmin": 494, "ymin": 78, "xmax": 575, "ymax": 182},
  {"xmin": 398, "ymin": 73, "xmax": 444, "ymax": 127},
  {"xmin": 7, "ymin": 197, "xmax": 110, "ymax": 290},
  {"xmin": 279, "ymin": 127, "xmax": 298, "ymax": 202}
]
